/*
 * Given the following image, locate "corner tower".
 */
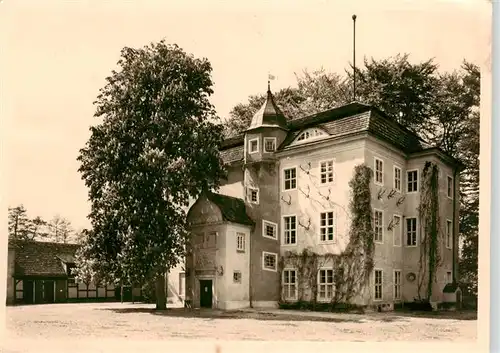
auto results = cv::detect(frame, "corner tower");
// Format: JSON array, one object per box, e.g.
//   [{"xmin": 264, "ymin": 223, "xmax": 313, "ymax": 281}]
[{"xmin": 243, "ymin": 82, "xmax": 289, "ymax": 307}]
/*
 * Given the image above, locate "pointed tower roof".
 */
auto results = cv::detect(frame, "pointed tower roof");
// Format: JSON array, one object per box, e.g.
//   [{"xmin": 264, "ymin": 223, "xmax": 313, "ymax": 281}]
[{"xmin": 246, "ymin": 82, "xmax": 289, "ymax": 131}]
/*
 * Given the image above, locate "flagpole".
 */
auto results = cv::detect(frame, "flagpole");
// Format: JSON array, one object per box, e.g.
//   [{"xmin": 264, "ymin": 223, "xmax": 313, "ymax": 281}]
[{"xmin": 352, "ymin": 14, "xmax": 357, "ymax": 102}]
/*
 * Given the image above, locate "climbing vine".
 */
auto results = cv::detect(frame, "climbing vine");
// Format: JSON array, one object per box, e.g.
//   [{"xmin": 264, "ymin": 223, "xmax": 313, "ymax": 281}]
[
  {"xmin": 417, "ymin": 161, "xmax": 442, "ymax": 300},
  {"xmin": 278, "ymin": 164, "xmax": 375, "ymax": 310}
]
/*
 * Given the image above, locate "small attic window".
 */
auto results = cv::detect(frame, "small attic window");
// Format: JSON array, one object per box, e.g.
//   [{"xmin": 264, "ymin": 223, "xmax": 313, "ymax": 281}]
[{"xmin": 293, "ymin": 128, "xmax": 329, "ymax": 145}]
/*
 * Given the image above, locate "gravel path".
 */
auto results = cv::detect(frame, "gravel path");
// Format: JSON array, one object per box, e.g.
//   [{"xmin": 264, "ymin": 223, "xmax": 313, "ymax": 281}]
[{"xmin": 2, "ymin": 302, "xmax": 477, "ymax": 352}]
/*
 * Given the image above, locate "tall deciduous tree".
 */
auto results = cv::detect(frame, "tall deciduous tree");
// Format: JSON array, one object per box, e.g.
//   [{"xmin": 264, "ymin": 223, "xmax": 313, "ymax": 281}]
[{"xmin": 76, "ymin": 41, "xmax": 226, "ymax": 310}]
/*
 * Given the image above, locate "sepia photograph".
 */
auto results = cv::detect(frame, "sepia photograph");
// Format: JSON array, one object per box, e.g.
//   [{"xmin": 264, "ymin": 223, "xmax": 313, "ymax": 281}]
[{"xmin": 0, "ymin": 0, "xmax": 493, "ymax": 352}]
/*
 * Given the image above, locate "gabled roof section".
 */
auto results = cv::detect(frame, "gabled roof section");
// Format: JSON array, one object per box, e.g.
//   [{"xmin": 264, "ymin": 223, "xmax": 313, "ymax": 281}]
[
  {"xmin": 246, "ymin": 86, "xmax": 288, "ymax": 131},
  {"xmin": 9, "ymin": 239, "xmax": 80, "ymax": 277},
  {"xmin": 218, "ymin": 100, "xmax": 461, "ymax": 169},
  {"xmin": 205, "ymin": 191, "xmax": 255, "ymax": 226}
]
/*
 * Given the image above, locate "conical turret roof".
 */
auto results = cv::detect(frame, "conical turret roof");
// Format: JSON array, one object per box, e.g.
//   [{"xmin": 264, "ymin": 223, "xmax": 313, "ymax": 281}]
[{"xmin": 246, "ymin": 83, "xmax": 288, "ymax": 131}]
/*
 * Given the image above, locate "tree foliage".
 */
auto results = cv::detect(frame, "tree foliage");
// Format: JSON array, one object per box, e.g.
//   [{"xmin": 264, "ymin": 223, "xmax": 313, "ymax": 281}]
[
  {"xmin": 7, "ymin": 205, "xmax": 74, "ymax": 242},
  {"xmin": 76, "ymin": 41, "xmax": 226, "ymax": 309}
]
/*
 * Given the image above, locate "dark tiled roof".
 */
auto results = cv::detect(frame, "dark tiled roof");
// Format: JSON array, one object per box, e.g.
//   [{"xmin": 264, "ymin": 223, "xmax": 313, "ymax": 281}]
[
  {"xmin": 247, "ymin": 89, "xmax": 288, "ymax": 130},
  {"xmin": 220, "ymin": 145, "xmax": 244, "ymax": 164},
  {"xmin": 219, "ymin": 102, "xmax": 436, "ymax": 164},
  {"xmin": 10, "ymin": 239, "xmax": 80, "ymax": 277},
  {"xmin": 205, "ymin": 192, "xmax": 254, "ymax": 226}
]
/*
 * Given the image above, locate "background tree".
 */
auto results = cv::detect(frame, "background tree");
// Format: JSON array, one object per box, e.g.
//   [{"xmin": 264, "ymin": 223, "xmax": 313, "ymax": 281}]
[
  {"xmin": 224, "ymin": 69, "xmax": 351, "ymax": 137},
  {"xmin": 47, "ymin": 215, "xmax": 74, "ymax": 243},
  {"xmin": 8, "ymin": 205, "xmax": 31, "ymax": 240},
  {"xmin": 76, "ymin": 41, "xmax": 226, "ymax": 310},
  {"xmin": 28, "ymin": 216, "xmax": 49, "ymax": 240}
]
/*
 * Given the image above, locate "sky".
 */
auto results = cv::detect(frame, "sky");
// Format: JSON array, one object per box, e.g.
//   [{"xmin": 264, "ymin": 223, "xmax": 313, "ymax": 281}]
[{"xmin": 0, "ymin": 0, "xmax": 491, "ymax": 231}]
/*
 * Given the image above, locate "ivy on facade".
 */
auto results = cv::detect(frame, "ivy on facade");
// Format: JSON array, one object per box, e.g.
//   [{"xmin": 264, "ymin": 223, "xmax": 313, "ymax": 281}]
[{"xmin": 278, "ymin": 163, "xmax": 375, "ymax": 309}]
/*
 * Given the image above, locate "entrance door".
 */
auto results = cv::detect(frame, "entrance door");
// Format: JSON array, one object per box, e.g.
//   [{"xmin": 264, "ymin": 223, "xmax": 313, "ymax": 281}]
[
  {"xmin": 34, "ymin": 281, "xmax": 44, "ymax": 304},
  {"xmin": 23, "ymin": 280, "xmax": 34, "ymax": 304},
  {"xmin": 199, "ymin": 280, "xmax": 213, "ymax": 308},
  {"xmin": 44, "ymin": 280, "xmax": 55, "ymax": 303}
]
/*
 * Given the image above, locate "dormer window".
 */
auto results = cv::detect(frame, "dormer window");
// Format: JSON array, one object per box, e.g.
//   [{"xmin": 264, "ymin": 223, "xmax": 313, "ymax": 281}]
[
  {"xmin": 291, "ymin": 128, "xmax": 329, "ymax": 146},
  {"xmin": 248, "ymin": 138, "xmax": 259, "ymax": 154},
  {"xmin": 264, "ymin": 137, "xmax": 276, "ymax": 153}
]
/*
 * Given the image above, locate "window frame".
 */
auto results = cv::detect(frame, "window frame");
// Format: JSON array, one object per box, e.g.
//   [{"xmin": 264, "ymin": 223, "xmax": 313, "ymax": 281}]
[
  {"xmin": 263, "ymin": 137, "xmax": 277, "ymax": 153},
  {"xmin": 405, "ymin": 217, "xmax": 418, "ymax": 247},
  {"xmin": 319, "ymin": 159, "xmax": 335, "ymax": 185},
  {"xmin": 373, "ymin": 209, "xmax": 384, "ymax": 244},
  {"xmin": 233, "ymin": 271, "xmax": 242, "ymax": 283},
  {"xmin": 374, "ymin": 269, "xmax": 383, "ymax": 301},
  {"xmin": 283, "ymin": 167, "xmax": 298, "ymax": 191},
  {"xmin": 248, "ymin": 138, "xmax": 259, "ymax": 154},
  {"xmin": 374, "ymin": 157, "xmax": 384, "ymax": 186},
  {"xmin": 317, "ymin": 268, "xmax": 334, "ymax": 302},
  {"xmin": 282, "ymin": 215, "xmax": 297, "ymax": 246},
  {"xmin": 447, "ymin": 175, "xmax": 454, "ymax": 199},
  {"xmin": 262, "ymin": 251, "xmax": 278, "ymax": 272},
  {"xmin": 282, "ymin": 269, "xmax": 298, "ymax": 301},
  {"xmin": 205, "ymin": 231, "xmax": 217, "ymax": 248},
  {"xmin": 247, "ymin": 187, "xmax": 260, "ymax": 205},
  {"xmin": 319, "ymin": 210, "xmax": 336, "ymax": 243},
  {"xmin": 393, "ymin": 165, "xmax": 402, "ymax": 192},
  {"xmin": 406, "ymin": 169, "xmax": 419, "ymax": 193},
  {"xmin": 446, "ymin": 219, "xmax": 453, "ymax": 249},
  {"xmin": 236, "ymin": 232, "xmax": 246, "ymax": 252},
  {"xmin": 393, "ymin": 269, "xmax": 401, "ymax": 301},
  {"xmin": 262, "ymin": 220, "xmax": 278, "ymax": 240}
]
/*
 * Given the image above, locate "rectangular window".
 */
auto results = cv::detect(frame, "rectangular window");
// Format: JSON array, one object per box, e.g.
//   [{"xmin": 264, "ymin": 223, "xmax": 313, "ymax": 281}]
[
  {"xmin": 374, "ymin": 210, "xmax": 384, "ymax": 243},
  {"xmin": 319, "ymin": 211, "xmax": 335, "ymax": 242},
  {"xmin": 446, "ymin": 220, "xmax": 453, "ymax": 249},
  {"xmin": 262, "ymin": 220, "xmax": 278, "ymax": 240},
  {"xmin": 393, "ymin": 270, "xmax": 401, "ymax": 300},
  {"xmin": 393, "ymin": 166, "xmax": 402, "ymax": 192},
  {"xmin": 283, "ymin": 168, "xmax": 297, "ymax": 190},
  {"xmin": 283, "ymin": 216, "xmax": 297, "ymax": 245},
  {"xmin": 446, "ymin": 271, "xmax": 452, "ymax": 284},
  {"xmin": 236, "ymin": 232, "xmax": 246, "ymax": 252},
  {"xmin": 179, "ymin": 273, "xmax": 185, "ymax": 297},
  {"xmin": 264, "ymin": 137, "xmax": 276, "ymax": 153},
  {"xmin": 248, "ymin": 138, "xmax": 259, "ymax": 154},
  {"xmin": 233, "ymin": 271, "xmax": 242, "ymax": 283},
  {"xmin": 262, "ymin": 252, "xmax": 278, "ymax": 271},
  {"xmin": 375, "ymin": 157, "xmax": 384, "ymax": 185},
  {"xmin": 318, "ymin": 269, "xmax": 334, "ymax": 301},
  {"xmin": 407, "ymin": 170, "xmax": 418, "ymax": 193},
  {"xmin": 374, "ymin": 269, "xmax": 383, "ymax": 300},
  {"xmin": 406, "ymin": 218, "xmax": 418, "ymax": 246},
  {"xmin": 320, "ymin": 160, "xmax": 334, "ymax": 184},
  {"xmin": 393, "ymin": 215, "xmax": 402, "ymax": 247},
  {"xmin": 248, "ymin": 187, "xmax": 259, "ymax": 204},
  {"xmin": 205, "ymin": 231, "xmax": 217, "ymax": 248},
  {"xmin": 447, "ymin": 176, "xmax": 453, "ymax": 199},
  {"xmin": 283, "ymin": 269, "xmax": 297, "ymax": 300}
]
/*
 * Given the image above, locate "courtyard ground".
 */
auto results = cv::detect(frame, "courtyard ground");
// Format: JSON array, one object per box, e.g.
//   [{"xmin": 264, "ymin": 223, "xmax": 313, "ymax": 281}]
[{"xmin": 2, "ymin": 302, "xmax": 477, "ymax": 352}]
